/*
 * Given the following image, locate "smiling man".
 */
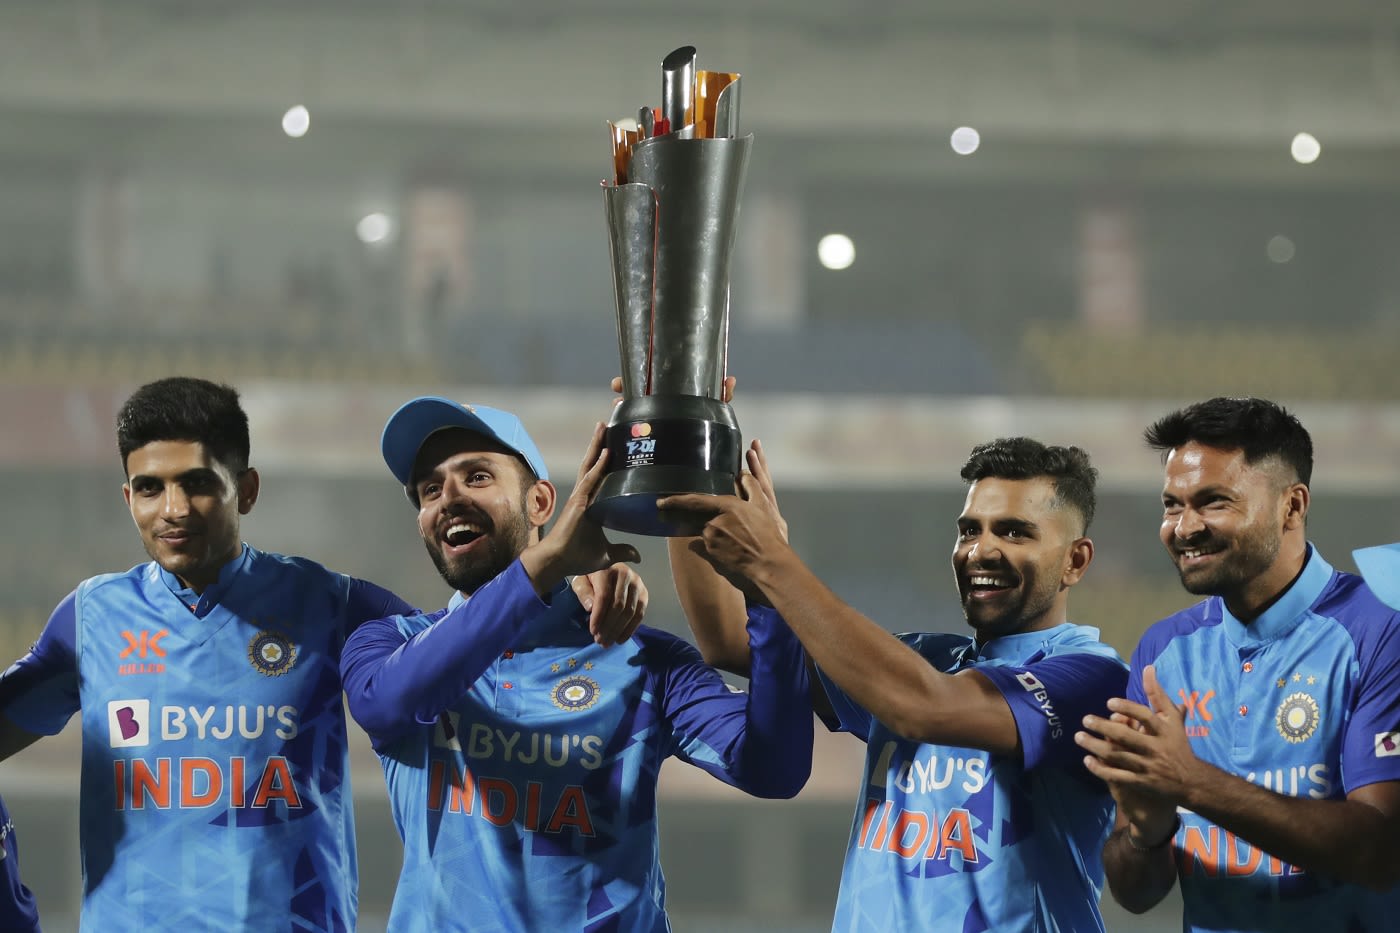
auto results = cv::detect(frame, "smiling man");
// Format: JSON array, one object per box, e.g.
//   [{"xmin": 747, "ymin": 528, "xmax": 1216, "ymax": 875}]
[
  {"xmin": 1076, "ymin": 397, "xmax": 1400, "ymax": 932},
  {"xmin": 339, "ymin": 397, "xmax": 811, "ymax": 932},
  {"xmin": 0, "ymin": 377, "xmax": 417, "ymax": 932},
  {"xmin": 665, "ymin": 436, "xmax": 1128, "ymax": 932}
]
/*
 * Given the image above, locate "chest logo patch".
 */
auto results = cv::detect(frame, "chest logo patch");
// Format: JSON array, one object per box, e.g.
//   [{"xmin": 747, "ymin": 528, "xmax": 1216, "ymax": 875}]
[
  {"xmin": 248, "ymin": 630, "xmax": 298, "ymax": 676},
  {"xmin": 1275, "ymin": 692, "xmax": 1319, "ymax": 743},
  {"xmin": 551, "ymin": 675, "xmax": 601, "ymax": 712}
]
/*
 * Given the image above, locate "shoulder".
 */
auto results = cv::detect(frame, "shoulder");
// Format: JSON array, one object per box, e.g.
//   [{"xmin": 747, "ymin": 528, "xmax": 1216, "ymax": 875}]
[
  {"xmin": 77, "ymin": 563, "xmax": 153, "ymax": 597},
  {"xmin": 1313, "ymin": 570, "xmax": 1400, "ymax": 654},
  {"xmin": 894, "ymin": 630, "xmax": 972, "ymax": 657},
  {"xmin": 246, "ymin": 547, "xmax": 342, "ymax": 584},
  {"xmin": 1041, "ymin": 623, "xmax": 1127, "ymax": 665},
  {"xmin": 1132, "ymin": 598, "xmax": 1218, "ymax": 666}
]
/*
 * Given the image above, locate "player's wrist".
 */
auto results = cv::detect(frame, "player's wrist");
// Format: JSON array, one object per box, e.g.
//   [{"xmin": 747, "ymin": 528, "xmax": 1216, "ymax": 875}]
[{"xmin": 1126, "ymin": 814, "xmax": 1180, "ymax": 852}]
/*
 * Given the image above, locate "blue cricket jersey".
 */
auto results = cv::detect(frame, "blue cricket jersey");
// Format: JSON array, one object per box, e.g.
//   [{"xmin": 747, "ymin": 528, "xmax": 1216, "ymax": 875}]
[
  {"xmin": 1130, "ymin": 546, "xmax": 1400, "ymax": 932},
  {"xmin": 0, "ymin": 793, "xmax": 40, "ymax": 933},
  {"xmin": 341, "ymin": 559, "xmax": 812, "ymax": 933},
  {"xmin": 820, "ymin": 623, "xmax": 1127, "ymax": 933},
  {"xmin": 0, "ymin": 544, "xmax": 412, "ymax": 933}
]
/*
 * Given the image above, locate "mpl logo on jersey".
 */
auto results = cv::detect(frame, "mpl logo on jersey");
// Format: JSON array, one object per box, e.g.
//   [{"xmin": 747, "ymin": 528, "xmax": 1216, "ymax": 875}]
[
  {"xmin": 118, "ymin": 629, "xmax": 169, "ymax": 676},
  {"xmin": 1377, "ymin": 731, "xmax": 1400, "ymax": 758}
]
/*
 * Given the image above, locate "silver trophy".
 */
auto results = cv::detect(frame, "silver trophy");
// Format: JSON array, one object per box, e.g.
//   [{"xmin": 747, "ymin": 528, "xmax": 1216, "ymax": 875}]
[{"xmin": 588, "ymin": 46, "xmax": 752, "ymax": 536}]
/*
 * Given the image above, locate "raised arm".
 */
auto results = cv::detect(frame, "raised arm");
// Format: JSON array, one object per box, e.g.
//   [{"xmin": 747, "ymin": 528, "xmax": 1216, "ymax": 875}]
[
  {"xmin": 341, "ymin": 561, "xmax": 558, "ymax": 747},
  {"xmin": 664, "ymin": 444, "xmax": 1031, "ymax": 755}
]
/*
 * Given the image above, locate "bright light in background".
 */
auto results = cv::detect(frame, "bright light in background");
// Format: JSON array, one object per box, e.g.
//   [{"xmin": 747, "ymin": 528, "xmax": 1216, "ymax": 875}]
[
  {"xmin": 1266, "ymin": 234, "xmax": 1296, "ymax": 264},
  {"xmin": 356, "ymin": 212, "xmax": 394, "ymax": 245},
  {"xmin": 1290, "ymin": 131, "xmax": 1320, "ymax": 164},
  {"xmin": 950, "ymin": 126, "xmax": 981, "ymax": 155},
  {"xmin": 282, "ymin": 105, "xmax": 310, "ymax": 138},
  {"xmin": 817, "ymin": 233, "xmax": 855, "ymax": 270}
]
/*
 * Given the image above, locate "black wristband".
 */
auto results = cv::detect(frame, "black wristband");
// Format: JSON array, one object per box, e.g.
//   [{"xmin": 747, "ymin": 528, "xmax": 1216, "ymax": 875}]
[{"xmin": 1126, "ymin": 814, "xmax": 1180, "ymax": 851}]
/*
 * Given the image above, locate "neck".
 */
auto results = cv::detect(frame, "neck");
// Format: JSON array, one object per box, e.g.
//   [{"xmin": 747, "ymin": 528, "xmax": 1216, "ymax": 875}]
[{"xmin": 1225, "ymin": 537, "xmax": 1308, "ymax": 623}]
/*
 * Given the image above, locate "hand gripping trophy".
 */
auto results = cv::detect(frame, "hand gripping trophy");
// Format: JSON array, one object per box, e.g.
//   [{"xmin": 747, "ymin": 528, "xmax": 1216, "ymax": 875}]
[{"xmin": 588, "ymin": 46, "xmax": 751, "ymax": 536}]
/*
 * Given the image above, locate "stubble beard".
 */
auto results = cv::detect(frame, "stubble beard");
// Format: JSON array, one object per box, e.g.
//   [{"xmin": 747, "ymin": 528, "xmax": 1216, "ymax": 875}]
[
  {"xmin": 1175, "ymin": 524, "xmax": 1282, "ymax": 598},
  {"xmin": 425, "ymin": 505, "xmax": 534, "ymax": 596}
]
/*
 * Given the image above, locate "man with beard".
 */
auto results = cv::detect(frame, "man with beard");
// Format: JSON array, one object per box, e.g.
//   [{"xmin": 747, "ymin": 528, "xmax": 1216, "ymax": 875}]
[
  {"xmin": 339, "ymin": 397, "xmax": 812, "ymax": 932},
  {"xmin": 1076, "ymin": 397, "xmax": 1400, "ymax": 932},
  {"xmin": 663, "ymin": 436, "xmax": 1128, "ymax": 931}
]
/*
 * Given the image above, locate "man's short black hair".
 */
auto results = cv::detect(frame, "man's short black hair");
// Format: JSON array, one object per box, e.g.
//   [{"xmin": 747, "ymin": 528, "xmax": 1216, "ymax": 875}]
[
  {"xmin": 960, "ymin": 437, "xmax": 1098, "ymax": 534},
  {"xmin": 117, "ymin": 377, "xmax": 251, "ymax": 475},
  {"xmin": 1144, "ymin": 396, "xmax": 1313, "ymax": 486}
]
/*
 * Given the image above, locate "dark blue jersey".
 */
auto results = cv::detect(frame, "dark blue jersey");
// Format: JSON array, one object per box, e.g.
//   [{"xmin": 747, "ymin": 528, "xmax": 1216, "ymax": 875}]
[
  {"xmin": 342, "ymin": 559, "xmax": 812, "ymax": 932},
  {"xmin": 0, "ymin": 793, "xmax": 40, "ymax": 933},
  {"xmin": 820, "ymin": 622, "xmax": 1127, "ymax": 933},
  {"xmin": 1130, "ymin": 546, "xmax": 1400, "ymax": 932}
]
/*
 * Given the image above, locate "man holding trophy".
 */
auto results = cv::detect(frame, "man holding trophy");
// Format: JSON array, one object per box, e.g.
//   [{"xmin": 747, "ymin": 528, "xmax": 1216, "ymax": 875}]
[{"xmin": 340, "ymin": 49, "xmax": 812, "ymax": 933}]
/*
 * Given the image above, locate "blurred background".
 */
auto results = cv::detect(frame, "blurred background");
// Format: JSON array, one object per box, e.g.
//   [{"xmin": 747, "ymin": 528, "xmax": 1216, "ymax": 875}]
[{"xmin": 2, "ymin": 1, "xmax": 1399, "ymax": 930}]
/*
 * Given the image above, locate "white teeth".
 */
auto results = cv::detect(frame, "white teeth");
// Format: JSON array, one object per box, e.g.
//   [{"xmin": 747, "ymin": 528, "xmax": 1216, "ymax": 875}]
[
  {"xmin": 1181, "ymin": 548, "xmax": 1209, "ymax": 559},
  {"xmin": 445, "ymin": 522, "xmax": 482, "ymax": 543},
  {"xmin": 970, "ymin": 575, "xmax": 1009, "ymax": 587}
]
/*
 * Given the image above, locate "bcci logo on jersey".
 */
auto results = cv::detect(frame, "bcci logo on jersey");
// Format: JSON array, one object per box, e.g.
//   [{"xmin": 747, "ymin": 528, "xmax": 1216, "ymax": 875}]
[
  {"xmin": 247, "ymin": 630, "xmax": 297, "ymax": 676},
  {"xmin": 1274, "ymin": 692, "xmax": 1319, "ymax": 744},
  {"xmin": 551, "ymin": 675, "xmax": 601, "ymax": 712}
]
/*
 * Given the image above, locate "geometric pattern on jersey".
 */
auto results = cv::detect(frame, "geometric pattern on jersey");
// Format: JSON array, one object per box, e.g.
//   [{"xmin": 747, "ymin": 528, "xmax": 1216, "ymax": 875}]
[
  {"xmin": 1129, "ymin": 546, "xmax": 1400, "ymax": 933},
  {"xmin": 820, "ymin": 622, "xmax": 1128, "ymax": 933},
  {"xmin": 366, "ymin": 581, "xmax": 807, "ymax": 933},
  {"xmin": 71, "ymin": 547, "xmax": 359, "ymax": 932}
]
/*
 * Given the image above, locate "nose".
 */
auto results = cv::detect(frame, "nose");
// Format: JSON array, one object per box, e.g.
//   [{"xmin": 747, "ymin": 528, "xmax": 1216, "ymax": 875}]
[
  {"xmin": 1171, "ymin": 507, "xmax": 1205, "ymax": 542},
  {"xmin": 161, "ymin": 484, "xmax": 191, "ymax": 518},
  {"xmin": 966, "ymin": 532, "xmax": 1002, "ymax": 563}
]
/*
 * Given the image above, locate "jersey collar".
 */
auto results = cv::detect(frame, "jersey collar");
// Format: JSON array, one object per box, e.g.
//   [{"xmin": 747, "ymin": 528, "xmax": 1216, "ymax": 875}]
[
  {"xmin": 955, "ymin": 621, "xmax": 1079, "ymax": 666},
  {"xmin": 1219, "ymin": 543, "xmax": 1332, "ymax": 646},
  {"xmin": 445, "ymin": 575, "xmax": 594, "ymax": 651},
  {"xmin": 156, "ymin": 542, "xmax": 254, "ymax": 616}
]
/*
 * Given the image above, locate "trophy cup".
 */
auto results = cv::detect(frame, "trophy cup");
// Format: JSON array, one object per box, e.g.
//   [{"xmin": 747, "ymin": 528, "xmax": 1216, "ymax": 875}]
[{"xmin": 587, "ymin": 46, "xmax": 751, "ymax": 536}]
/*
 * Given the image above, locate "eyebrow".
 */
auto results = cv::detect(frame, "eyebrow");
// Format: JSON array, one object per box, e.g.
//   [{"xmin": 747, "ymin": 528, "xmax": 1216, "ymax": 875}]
[
  {"xmin": 956, "ymin": 516, "xmax": 1040, "ymax": 532},
  {"xmin": 416, "ymin": 455, "xmax": 502, "ymax": 485},
  {"xmin": 129, "ymin": 467, "xmax": 222, "ymax": 486}
]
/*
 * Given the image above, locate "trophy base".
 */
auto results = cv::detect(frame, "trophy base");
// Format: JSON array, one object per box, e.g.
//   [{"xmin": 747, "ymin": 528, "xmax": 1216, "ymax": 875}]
[{"xmin": 587, "ymin": 395, "xmax": 742, "ymax": 537}]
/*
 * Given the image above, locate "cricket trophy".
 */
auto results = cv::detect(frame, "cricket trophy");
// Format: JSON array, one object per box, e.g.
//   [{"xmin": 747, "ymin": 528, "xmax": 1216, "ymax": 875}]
[{"xmin": 587, "ymin": 46, "xmax": 752, "ymax": 536}]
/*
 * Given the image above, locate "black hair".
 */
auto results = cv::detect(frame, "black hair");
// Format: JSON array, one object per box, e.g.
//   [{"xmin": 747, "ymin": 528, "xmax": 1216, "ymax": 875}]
[
  {"xmin": 1144, "ymin": 396, "xmax": 1312, "ymax": 486},
  {"xmin": 960, "ymin": 437, "xmax": 1098, "ymax": 534},
  {"xmin": 117, "ymin": 377, "xmax": 251, "ymax": 474}
]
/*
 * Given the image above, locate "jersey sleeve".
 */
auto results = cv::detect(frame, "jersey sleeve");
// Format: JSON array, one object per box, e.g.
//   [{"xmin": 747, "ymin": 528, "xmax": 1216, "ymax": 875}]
[
  {"xmin": 344, "ymin": 577, "xmax": 417, "ymax": 631},
  {"xmin": 1340, "ymin": 608, "xmax": 1400, "ymax": 792},
  {"xmin": 978, "ymin": 651, "xmax": 1129, "ymax": 769},
  {"xmin": 0, "ymin": 590, "xmax": 81, "ymax": 736},
  {"xmin": 340, "ymin": 560, "xmax": 552, "ymax": 750},
  {"xmin": 654, "ymin": 607, "xmax": 813, "ymax": 798},
  {"xmin": 814, "ymin": 665, "xmax": 874, "ymax": 739}
]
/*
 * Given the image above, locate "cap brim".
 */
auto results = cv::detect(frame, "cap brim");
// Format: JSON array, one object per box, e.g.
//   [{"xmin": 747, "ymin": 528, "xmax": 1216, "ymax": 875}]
[
  {"xmin": 381, "ymin": 397, "xmax": 501, "ymax": 487},
  {"xmin": 1354, "ymin": 543, "xmax": 1400, "ymax": 611}
]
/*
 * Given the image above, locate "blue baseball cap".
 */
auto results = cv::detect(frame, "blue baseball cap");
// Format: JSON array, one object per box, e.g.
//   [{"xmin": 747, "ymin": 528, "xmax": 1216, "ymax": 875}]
[
  {"xmin": 381, "ymin": 396, "xmax": 549, "ymax": 489},
  {"xmin": 1354, "ymin": 543, "xmax": 1400, "ymax": 611}
]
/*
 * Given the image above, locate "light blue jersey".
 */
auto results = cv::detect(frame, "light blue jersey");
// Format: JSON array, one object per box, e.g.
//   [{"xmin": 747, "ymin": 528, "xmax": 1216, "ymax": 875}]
[
  {"xmin": 1131, "ymin": 546, "xmax": 1400, "ymax": 932},
  {"xmin": 820, "ymin": 623, "xmax": 1127, "ymax": 933},
  {"xmin": 0, "ymin": 545, "xmax": 411, "ymax": 932},
  {"xmin": 342, "ymin": 560, "xmax": 812, "ymax": 933}
]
